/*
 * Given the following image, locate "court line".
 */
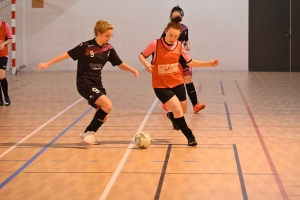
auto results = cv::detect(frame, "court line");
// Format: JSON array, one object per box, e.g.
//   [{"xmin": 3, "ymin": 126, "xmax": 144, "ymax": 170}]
[
  {"xmin": 99, "ymin": 97, "xmax": 158, "ymax": 200},
  {"xmin": 224, "ymin": 102, "xmax": 233, "ymax": 130},
  {"xmin": 0, "ymin": 106, "xmax": 92, "ymax": 189},
  {"xmin": 235, "ymin": 80, "xmax": 289, "ymax": 200},
  {"xmin": 0, "ymin": 98, "xmax": 83, "ymax": 159},
  {"xmin": 154, "ymin": 144, "xmax": 172, "ymax": 200},
  {"xmin": 220, "ymin": 80, "xmax": 225, "ymax": 95},
  {"xmin": 233, "ymin": 144, "xmax": 248, "ymax": 200}
]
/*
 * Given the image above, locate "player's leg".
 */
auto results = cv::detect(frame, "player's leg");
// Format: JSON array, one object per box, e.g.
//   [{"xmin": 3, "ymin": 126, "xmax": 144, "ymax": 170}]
[
  {"xmin": 181, "ymin": 57, "xmax": 205, "ymax": 113},
  {"xmin": 78, "ymin": 86, "xmax": 111, "ymax": 145},
  {"xmin": 155, "ymin": 84, "xmax": 197, "ymax": 146},
  {"xmin": 0, "ymin": 57, "xmax": 10, "ymax": 106}
]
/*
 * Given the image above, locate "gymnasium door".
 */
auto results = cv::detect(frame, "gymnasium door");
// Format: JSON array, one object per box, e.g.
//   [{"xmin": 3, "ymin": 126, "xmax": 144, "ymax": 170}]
[
  {"xmin": 291, "ymin": 0, "xmax": 300, "ymax": 72},
  {"xmin": 249, "ymin": 0, "xmax": 290, "ymax": 72}
]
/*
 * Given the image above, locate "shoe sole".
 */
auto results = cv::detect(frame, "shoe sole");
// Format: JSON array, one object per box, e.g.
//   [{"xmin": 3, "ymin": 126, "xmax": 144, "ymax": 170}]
[{"xmin": 80, "ymin": 133, "xmax": 100, "ymax": 145}]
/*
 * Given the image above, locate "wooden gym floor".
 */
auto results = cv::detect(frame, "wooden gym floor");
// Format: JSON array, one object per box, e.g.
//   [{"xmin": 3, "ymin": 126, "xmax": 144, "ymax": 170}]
[{"xmin": 0, "ymin": 70, "xmax": 299, "ymax": 200}]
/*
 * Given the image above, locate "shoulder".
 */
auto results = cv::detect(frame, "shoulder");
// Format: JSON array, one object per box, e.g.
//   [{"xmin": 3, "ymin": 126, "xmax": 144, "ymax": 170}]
[
  {"xmin": 4, "ymin": 22, "xmax": 10, "ymax": 28},
  {"xmin": 103, "ymin": 43, "xmax": 114, "ymax": 50},
  {"xmin": 181, "ymin": 23, "xmax": 188, "ymax": 31},
  {"xmin": 77, "ymin": 39, "xmax": 94, "ymax": 47}
]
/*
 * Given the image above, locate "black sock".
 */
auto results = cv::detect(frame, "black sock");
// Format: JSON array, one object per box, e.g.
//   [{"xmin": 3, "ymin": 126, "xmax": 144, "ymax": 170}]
[
  {"xmin": 0, "ymin": 78, "xmax": 9, "ymax": 98},
  {"xmin": 85, "ymin": 108, "xmax": 108, "ymax": 132},
  {"xmin": 173, "ymin": 116, "xmax": 195, "ymax": 139},
  {"xmin": 185, "ymin": 82, "xmax": 198, "ymax": 107}
]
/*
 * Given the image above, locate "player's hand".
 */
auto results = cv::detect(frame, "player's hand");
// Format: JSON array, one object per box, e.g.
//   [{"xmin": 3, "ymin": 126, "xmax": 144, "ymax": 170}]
[
  {"xmin": 37, "ymin": 63, "xmax": 49, "ymax": 70},
  {"xmin": 209, "ymin": 59, "xmax": 219, "ymax": 67},
  {"xmin": 145, "ymin": 64, "xmax": 154, "ymax": 73},
  {"xmin": 132, "ymin": 69, "xmax": 139, "ymax": 78}
]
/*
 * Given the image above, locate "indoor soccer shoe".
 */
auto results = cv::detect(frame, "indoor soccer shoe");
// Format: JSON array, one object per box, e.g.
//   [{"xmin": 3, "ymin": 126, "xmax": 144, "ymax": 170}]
[
  {"xmin": 193, "ymin": 103, "xmax": 205, "ymax": 113},
  {"xmin": 4, "ymin": 96, "xmax": 10, "ymax": 106},
  {"xmin": 162, "ymin": 103, "xmax": 169, "ymax": 111},
  {"xmin": 80, "ymin": 131, "xmax": 100, "ymax": 145},
  {"xmin": 166, "ymin": 112, "xmax": 180, "ymax": 131},
  {"xmin": 188, "ymin": 137, "xmax": 198, "ymax": 146}
]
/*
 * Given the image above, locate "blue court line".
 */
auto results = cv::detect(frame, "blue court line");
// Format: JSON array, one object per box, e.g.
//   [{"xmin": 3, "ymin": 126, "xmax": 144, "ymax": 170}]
[
  {"xmin": 0, "ymin": 107, "xmax": 93, "ymax": 190},
  {"xmin": 224, "ymin": 102, "xmax": 233, "ymax": 130}
]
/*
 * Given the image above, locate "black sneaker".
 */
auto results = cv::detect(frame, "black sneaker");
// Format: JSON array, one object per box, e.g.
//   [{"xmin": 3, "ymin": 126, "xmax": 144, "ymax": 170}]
[
  {"xmin": 166, "ymin": 112, "xmax": 180, "ymax": 131},
  {"xmin": 4, "ymin": 96, "xmax": 11, "ymax": 106},
  {"xmin": 188, "ymin": 138, "xmax": 198, "ymax": 146},
  {"xmin": 0, "ymin": 99, "xmax": 3, "ymax": 106}
]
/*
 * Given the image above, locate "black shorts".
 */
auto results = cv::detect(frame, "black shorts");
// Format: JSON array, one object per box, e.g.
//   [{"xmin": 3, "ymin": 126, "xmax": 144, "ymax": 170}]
[
  {"xmin": 77, "ymin": 86, "xmax": 106, "ymax": 108},
  {"xmin": 0, "ymin": 57, "xmax": 8, "ymax": 70},
  {"xmin": 154, "ymin": 84, "xmax": 186, "ymax": 104}
]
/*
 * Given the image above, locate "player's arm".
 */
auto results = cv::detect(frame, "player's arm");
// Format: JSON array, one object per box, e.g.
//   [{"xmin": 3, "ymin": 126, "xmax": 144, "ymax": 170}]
[
  {"xmin": 139, "ymin": 40, "xmax": 156, "ymax": 73},
  {"xmin": 139, "ymin": 54, "xmax": 153, "ymax": 73},
  {"xmin": 181, "ymin": 44, "xmax": 219, "ymax": 67},
  {"xmin": 0, "ymin": 39, "xmax": 12, "ymax": 50},
  {"xmin": 187, "ymin": 59, "xmax": 219, "ymax": 67},
  {"xmin": 0, "ymin": 38, "xmax": 12, "ymax": 46},
  {"xmin": 118, "ymin": 62, "xmax": 139, "ymax": 78},
  {"xmin": 37, "ymin": 53, "xmax": 70, "ymax": 70}
]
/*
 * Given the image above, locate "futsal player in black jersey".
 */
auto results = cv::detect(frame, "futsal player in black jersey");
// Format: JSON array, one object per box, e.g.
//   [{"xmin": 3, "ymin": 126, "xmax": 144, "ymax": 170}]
[
  {"xmin": 38, "ymin": 20, "xmax": 139, "ymax": 145},
  {"xmin": 161, "ymin": 5, "xmax": 205, "ymax": 113}
]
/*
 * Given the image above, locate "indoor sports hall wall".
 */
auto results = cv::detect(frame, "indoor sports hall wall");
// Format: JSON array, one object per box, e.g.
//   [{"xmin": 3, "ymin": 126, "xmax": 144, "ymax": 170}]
[{"xmin": 15, "ymin": 0, "xmax": 248, "ymax": 71}]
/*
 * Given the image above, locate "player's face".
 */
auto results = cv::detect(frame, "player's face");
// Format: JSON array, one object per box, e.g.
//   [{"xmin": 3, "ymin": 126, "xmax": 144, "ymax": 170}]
[
  {"xmin": 165, "ymin": 27, "xmax": 180, "ymax": 44},
  {"xmin": 171, "ymin": 11, "xmax": 182, "ymax": 20},
  {"xmin": 98, "ymin": 29, "xmax": 114, "ymax": 44}
]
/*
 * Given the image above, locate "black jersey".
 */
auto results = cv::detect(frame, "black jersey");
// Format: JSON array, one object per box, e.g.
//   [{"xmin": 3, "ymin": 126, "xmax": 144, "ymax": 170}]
[
  {"xmin": 161, "ymin": 23, "xmax": 189, "ymax": 42},
  {"xmin": 67, "ymin": 38, "xmax": 122, "ymax": 88}
]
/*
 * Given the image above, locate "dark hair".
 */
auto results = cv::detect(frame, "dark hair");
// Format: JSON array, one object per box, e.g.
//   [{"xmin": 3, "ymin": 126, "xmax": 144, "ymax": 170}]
[
  {"xmin": 165, "ymin": 18, "xmax": 181, "ymax": 32},
  {"xmin": 170, "ymin": 5, "xmax": 184, "ymax": 19}
]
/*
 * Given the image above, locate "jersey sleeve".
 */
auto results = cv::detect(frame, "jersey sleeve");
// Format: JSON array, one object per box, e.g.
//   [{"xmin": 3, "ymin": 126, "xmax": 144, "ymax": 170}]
[
  {"xmin": 108, "ymin": 48, "xmax": 123, "ymax": 66},
  {"xmin": 181, "ymin": 43, "xmax": 192, "ymax": 63},
  {"xmin": 141, "ymin": 40, "xmax": 157, "ymax": 58},
  {"xmin": 67, "ymin": 43, "xmax": 86, "ymax": 61},
  {"xmin": 5, "ymin": 23, "xmax": 12, "ymax": 39}
]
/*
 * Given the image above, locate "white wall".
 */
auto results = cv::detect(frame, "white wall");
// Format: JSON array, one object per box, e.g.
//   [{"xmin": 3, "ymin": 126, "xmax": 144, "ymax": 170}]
[{"xmin": 16, "ymin": 0, "xmax": 248, "ymax": 71}]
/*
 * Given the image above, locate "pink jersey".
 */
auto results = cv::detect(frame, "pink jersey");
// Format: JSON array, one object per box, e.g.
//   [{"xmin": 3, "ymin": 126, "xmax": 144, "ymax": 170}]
[{"xmin": 141, "ymin": 38, "xmax": 192, "ymax": 64}]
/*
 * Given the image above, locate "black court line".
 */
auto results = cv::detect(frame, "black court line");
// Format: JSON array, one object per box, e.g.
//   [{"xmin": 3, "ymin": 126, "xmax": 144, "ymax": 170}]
[
  {"xmin": 224, "ymin": 102, "xmax": 233, "ymax": 130},
  {"xmin": 154, "ymin": 144, "xmax": 172, "ymax": 200},
  {"xmin": 233, "ymin": 144, "xmax": 248, "ymax": 200},
  {"xmin": 220, "ymin": 81, "xmax": 225, "ymax": 95}
]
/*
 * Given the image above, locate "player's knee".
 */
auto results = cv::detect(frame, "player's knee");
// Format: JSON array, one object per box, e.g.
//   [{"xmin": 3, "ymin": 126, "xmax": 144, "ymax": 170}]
[
  {"xmin": 102, "ymin": 102, "xmax": 112, "ymax": 113},
  {"xmin": 172, "ymin": 106, "xmax": 183, "ymax": 116}
]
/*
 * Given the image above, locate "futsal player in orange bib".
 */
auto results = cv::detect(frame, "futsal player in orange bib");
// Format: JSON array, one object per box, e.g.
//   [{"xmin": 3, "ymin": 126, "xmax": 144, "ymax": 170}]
[
  {"xmin": 139, "ymin": 18, "xmax": 219, "ymax": 146},
  {"xmin": 160, "ymin": 5, "xmax": 205, "ymax": 113}
]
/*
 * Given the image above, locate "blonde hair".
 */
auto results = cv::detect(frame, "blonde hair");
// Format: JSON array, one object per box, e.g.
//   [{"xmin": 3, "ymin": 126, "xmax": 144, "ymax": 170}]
[{"xmin": 94, "ymin": 20, "xmax": 114, "ymax": 36}]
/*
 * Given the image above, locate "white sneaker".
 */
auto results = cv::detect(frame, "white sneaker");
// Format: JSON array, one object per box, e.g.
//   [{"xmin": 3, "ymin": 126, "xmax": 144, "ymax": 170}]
[{"xmin": 80, "ymin": 131, "xmax": 100, "ymax": 145}]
